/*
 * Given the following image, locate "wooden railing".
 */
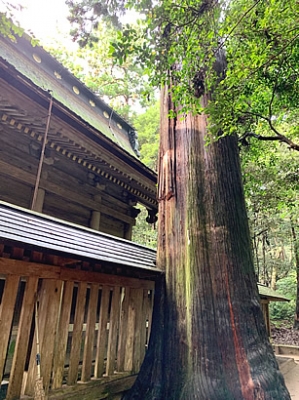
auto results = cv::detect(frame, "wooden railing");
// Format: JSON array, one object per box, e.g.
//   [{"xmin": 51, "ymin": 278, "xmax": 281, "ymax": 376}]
[{"xmin": 0, "ymin": 259, "xmax": 154, "ymax": 399}]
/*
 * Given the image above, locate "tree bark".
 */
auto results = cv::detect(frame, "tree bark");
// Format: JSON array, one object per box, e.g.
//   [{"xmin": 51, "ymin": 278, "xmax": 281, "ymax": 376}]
[{"xmin": 123, "ymin": 87, "xmax": 290, "ymax": 399}]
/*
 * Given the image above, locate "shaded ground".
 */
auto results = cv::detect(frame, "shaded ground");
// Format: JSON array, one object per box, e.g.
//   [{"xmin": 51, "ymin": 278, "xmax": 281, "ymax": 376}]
[{"xmin": 271, "ymin": 325, "xmax": 299, "ymax": 345}]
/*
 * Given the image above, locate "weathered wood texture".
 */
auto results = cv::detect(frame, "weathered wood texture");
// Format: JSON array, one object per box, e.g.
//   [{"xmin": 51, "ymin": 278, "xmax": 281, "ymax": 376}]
[
  {"xmin": 0, "ymin": 258, "xmax": 154, "ymax": 399},
  {"xmin": 81, "ymin": 284, "xmax": 99, "ymax": 382},
  {"xmin": 0, "ymin": 275, "xmax": 19, "ymax": 383},
  {"xmin": 6, "ymin": 276, "xmax": 38, "ymax": 400}
]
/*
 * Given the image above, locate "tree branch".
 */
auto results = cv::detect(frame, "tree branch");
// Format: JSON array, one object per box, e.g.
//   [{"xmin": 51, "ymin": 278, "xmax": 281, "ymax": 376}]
[{"xmin": 240, "ymin": 131, "xmax": 299, "ymax": 151}]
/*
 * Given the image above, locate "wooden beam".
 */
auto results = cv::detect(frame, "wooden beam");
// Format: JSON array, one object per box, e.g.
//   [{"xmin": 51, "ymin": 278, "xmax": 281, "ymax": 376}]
[
  {"xmin": 0, "ymin": 159, "xmax": 135, "ymax": 225},
  {"xmin": 47, "ymin": 374, "xmax": 136, "ymax": 399},
  {"xmin": 0, "ymin": 258, "xmax": 156, "ymax": 290}
]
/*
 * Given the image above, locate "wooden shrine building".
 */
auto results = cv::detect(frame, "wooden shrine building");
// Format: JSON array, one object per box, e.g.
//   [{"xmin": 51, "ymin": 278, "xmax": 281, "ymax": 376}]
[
  {"xmin": 0, "ymin": 30, "xmax": 160, "ymax": 399},
  {"xmin": 257, "ymin": 284, "xmax": 290, "ymax": 338}
]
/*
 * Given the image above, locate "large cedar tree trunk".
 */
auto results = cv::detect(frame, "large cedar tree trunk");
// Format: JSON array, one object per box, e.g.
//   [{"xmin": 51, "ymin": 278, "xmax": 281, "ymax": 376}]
[{"xmin": 123, "ymin": 88, "xmax": 290, "ymax": 399}]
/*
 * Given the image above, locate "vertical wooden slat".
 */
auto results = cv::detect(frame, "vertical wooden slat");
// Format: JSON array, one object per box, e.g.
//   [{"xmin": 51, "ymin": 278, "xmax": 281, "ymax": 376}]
[
  {"xmin": 81, "ymin": 284, "xmax": 98, "ymax": 382},
  {"xmin": 67, "ymin": 282, "xmax": 87, "ymax": 385},
  {"xmin": 117, "ymin": 287, "xmax": 130, "ymax": 372},
  {"xmin": 40, "ymin": 280, "xmax": 63, "ymax": 394},
  {"xmin": 124, "ymin": 288, "xmax": 136, "ymax": 372},
  {"xmin": 52, "ymin": 281, "xmax": 74, "ymax": 389},
  {"xmin": 147, "ymin": 289, "xmax": 154, "ymax": 341},
  {"xmin": 139, "ymin": 289, "xmax": 148, "ymax": 365},
  {"xmin": 25, "ymin": 279, "xmax": 57, "ymax": 395},
  {"xmin": 6, "ymin": 276, "xmax": 38, "ymax": 400},
  {"xmin": 94, "ymin": 286, "xmax": 110, "ymax": 378},
  {"xmin": 132, "ymin": 288, "xmax": 143, "ymax": 373},
  {"xmin": 106, "ymin": 287, "xmax": 121, "ymax": 376},
  {"xmin": 0, "ymin": 275, "xmax": 20, "ymax": 383}
]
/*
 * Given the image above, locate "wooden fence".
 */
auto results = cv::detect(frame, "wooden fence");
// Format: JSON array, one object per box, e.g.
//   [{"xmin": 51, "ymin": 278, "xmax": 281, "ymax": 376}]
[{"xmin": 0, "ymin": 259, "xmax": 154, "ymax": 399}]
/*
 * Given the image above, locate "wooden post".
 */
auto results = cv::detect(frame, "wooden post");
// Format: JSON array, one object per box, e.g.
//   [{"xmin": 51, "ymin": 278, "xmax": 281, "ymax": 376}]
[
  {"xmin": 52, "ymin": 281, "xmax": 74, "ymax": 389},
  {"xmin": 90, "ymin": 211, "xmax": 101, "ymax": 231},
  {"xmin": 81, "ymin": 284, "xmax": 99, "ymax": 382},
  {"xmin": 32, "ymin": 188, "xmax": 45, "ymax": 213},
  {"xmin": 24, "ymin": 279, "xmax": 62, "ymax": 395},
  {"xmin": 140, "ymin": 289, "xmax": 148, "ymax": 364},
  {"xmin": 117, "ymin": 287, "xmax": 130, "ymax": 372},
  {"xmin": 132, "ymin": 289, "xmax": 144, "ymax": 373},
  {"xmin": 94, "ymin": 287, "xmax": 110, "ymax": 378},
  {"xmin": 124, "ymin": 289, "xmax": 138, "ymax": 372},
  {"xmin": 0, "ymin": 275, "xmax": 20, "ymax": 383},
  {"xmin": 106, "ymin": 287, "xmax": 121, "ymax": 376},
  {"xmin": 67, "ymin": 282, "xmax": 87, "ymax": 385},
  {"xmin": 40, "ymin": 280, "xmax": 63, "ymax": 394},
  {"xmin": 6, "ymin": 276, "xmax": 38, "ymax": 400},
  {"xmin": 124, "ymin": 224, "xmax": 133, "ymax": 240}
]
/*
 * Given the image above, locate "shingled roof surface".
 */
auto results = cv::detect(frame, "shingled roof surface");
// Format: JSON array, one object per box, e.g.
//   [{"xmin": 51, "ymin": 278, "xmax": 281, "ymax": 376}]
[{"xmin": 0, "ymin": 201, "xmax": 158, "ymax": 271}]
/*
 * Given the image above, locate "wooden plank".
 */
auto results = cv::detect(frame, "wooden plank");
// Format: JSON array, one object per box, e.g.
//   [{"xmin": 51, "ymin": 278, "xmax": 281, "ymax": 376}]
[
  {"xmin": 124, "ymin": 288, "xmax": 141, "ymax": 372},
  {"xmin": 24, "ymin": 279, "xmax": 59, "ymax": 396},
  {"xmin": 52, "ymin": 281, "xmax": 74, "ymax": 389},
  {"xmin": 67, "ymin": 282, "xmax": 87, "ymax": 385},
  {"xmin": 94, "ymin": 287, "xmax": 110, "ymax": 378},
  {"xmin": 117, "ymin": 287, "xmax": 130, "ymax": 372},
  {"xmin": 40, "ymin": 280, "xmax": 63, "ymax": 394},
  {"xmin": 147, "ymin": 289, "xmax": 155, "ymax": 342},
  {"xmin": 106, "ymin": 287, "xmax": 121, "ymax": 376},
  {"xmin": 81, "ymin": 284, "xmax": 99, "ymax": 382},
  {"xmin": 132, "ymin": 288, "xmax": 144, "ymax": 373},
  {"xmin": 0, "ymin": 258, "xmax": 156, "ymax": 290},
  {"xmin": 0, "ymin": 275, "xmax": 20, "ymax": 382},
  {"xmin": 6, "ymin": 276, "xmax": 38, "ymax": 400},
  {"xmin": 139, "ymin": 289, "xmax": 148, "ymax": 365},
  {"xmin": 48, "ymin": 374, "xmax": 136, "ymax": 400}
]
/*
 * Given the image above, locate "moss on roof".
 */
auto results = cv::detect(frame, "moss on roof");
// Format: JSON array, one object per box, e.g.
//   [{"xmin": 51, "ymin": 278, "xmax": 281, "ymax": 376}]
[{"xmin": 258, "ymin": 284, "xmax": 290, "ymax": 302}]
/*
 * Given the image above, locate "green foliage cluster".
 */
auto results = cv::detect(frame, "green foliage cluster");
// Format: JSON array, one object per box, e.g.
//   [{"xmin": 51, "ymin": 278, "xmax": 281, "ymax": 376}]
[
  {"xmin": 241, "ymin": 136, "xmax": 299, "ymax": 325},
  {"xmin": 47, "ymin": 22, "xmax": 153, "ymax": 121},
  {"xmin": 270, "ymin": 272, "xmax": 296, "ymax": 322},
  {"xmin": 132, "ymin": 207, "xmax": 157, "ymax": 249},
  {"xmin": 133, "ymin": 101, "xmax": 160, "ymax": 171},
  {"xmin": 0, "ymin": 2, "xmax": 24, "ymax": 41},
  {"xmin": 67, "ymin": 0, "xmax": 299, "ymax": 152}
]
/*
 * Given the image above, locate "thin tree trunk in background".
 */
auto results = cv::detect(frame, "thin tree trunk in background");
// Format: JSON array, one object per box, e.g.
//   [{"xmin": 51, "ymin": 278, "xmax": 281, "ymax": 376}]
[
  {"xmin": 291, "ymin": 224, "xmax": 299, "ymax": 330},
  {"xmin": 271, "ymin": 265, "xmax": 277, "ymax": 290},
  {"xmin": 123, "ymin": 87, "xmax": 290, "ymax": 399}
]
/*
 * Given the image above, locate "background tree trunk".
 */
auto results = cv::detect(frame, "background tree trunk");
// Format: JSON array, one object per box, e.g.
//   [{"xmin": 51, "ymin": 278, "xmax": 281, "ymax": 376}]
[
  {"xmin": 291, "ymin": 224, "xmax": 299, "ymax": 330},
  {"xmin": 123, "ymin": 87, "xmax": 290, "ymax": 399}
]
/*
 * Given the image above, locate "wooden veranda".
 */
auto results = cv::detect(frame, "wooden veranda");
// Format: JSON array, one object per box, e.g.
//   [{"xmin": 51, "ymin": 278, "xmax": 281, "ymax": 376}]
[{"xmin": 0, "ymin": 202, "xmax": 160, "ymax": 399}]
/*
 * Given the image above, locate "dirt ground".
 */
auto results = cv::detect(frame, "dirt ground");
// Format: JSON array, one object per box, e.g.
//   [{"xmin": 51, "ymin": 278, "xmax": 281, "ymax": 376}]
[{"xmin": 272, "ymin": 325, "xmax": 299, "ymax": 399}]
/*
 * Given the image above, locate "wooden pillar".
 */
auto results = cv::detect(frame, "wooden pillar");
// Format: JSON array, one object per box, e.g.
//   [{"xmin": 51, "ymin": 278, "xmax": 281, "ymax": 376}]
[
  {"xmin": 90, "ymin": 210, "xmax": 101, "ymax": 231},
  {"xmin": 32, "ymin": 188, "xmax": 45, "ymax": 213},
  {"xmin": 124, "ymin": 223, "xmax": 133, "ymax": 240}
]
